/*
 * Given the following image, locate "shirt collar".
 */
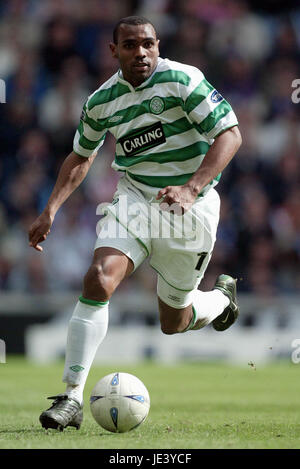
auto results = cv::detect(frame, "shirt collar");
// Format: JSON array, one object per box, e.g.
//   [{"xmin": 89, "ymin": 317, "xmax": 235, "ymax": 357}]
[{"xmin": 117, "ymin": 57, "xmax": 163, "ymax": 91}]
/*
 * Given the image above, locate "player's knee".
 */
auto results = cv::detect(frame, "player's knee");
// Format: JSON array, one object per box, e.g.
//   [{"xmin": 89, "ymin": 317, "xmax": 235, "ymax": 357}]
[{"xmin": 83, "ymin": 263, "xmax": 116, "ymax": 300}]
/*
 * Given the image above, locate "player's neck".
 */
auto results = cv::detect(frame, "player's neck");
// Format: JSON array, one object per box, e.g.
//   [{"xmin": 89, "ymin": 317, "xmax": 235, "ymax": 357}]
[{"xmin": 121, "ymin": 72, "xmax": 148, "ymax": 88}]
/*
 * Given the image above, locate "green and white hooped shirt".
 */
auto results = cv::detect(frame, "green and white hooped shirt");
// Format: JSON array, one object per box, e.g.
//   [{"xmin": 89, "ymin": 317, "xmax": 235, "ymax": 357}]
[{"xmin": 73, "ymin": 57, "xmax": 238, "ymax": 196}]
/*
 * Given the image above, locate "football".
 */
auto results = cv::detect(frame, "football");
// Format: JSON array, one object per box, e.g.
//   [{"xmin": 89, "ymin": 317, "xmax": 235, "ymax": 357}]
[{"xmin": 90, "ymin": 372, "xmax": 150, "ymax": 433}]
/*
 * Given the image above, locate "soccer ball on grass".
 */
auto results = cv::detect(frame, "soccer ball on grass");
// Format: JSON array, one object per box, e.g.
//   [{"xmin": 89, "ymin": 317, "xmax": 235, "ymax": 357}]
[{"xmin": 90, "ymin": 372, "xmax": 150, "ymax": 433}]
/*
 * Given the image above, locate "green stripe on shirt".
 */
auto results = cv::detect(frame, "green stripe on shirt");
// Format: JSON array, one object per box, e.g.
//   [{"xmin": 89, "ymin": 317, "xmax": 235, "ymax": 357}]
[
  {"xmin": 137, "ymin": 70, "xmax": 191, "ymax": 90},
  {"xmin": 88, "ymin": 82, "xmax": 131, "ymax": 109},
  {"xmin": 196, "ymin": 101, "xmax": 232, "ymax": 134},
  {"xmin": 184, "ymin": 79, "xmax": 215, "ymax": 113},
  {"xmin": 127, "ymin": 172, "xmax": 196, "ymax": 187},
  {"xmin": 115, "ymin": 140, "xmax": 210, "ymax": 167},
  {"xmin": 94, "ymin": 96, "xmax": 184, "ymax": 132}
]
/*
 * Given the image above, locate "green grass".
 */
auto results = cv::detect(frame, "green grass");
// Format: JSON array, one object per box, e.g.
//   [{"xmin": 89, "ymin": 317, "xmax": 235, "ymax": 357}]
[{"xmin": 0, "ymin": 356, "xmax": 300, "ymax": 449}]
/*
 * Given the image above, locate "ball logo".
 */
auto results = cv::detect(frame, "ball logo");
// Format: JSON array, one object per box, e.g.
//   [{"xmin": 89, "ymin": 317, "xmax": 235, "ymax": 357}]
[
  {"xmin": 126, "ymin": 395, "xmax": 145, "ymax": 403},
  {"xmin": 211, "ymin": 90, "xmax": 223, "ymax": 103},
  {"xmin": 110, "ymin": 407, "xmax": 118, "ymax": 428},
  {"xmin": 149, "ymin": 96, "xmax": 165, "ymax": 114},
  {"xmin": 111, "ymin": 373, "xmax": 119, "ymax": 385}
]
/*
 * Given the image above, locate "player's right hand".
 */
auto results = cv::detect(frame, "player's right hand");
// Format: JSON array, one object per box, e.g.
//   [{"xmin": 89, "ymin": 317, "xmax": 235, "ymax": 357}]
[{"xmin": 28, "ymin": 212, "xmax": 53, "ymax": 252}]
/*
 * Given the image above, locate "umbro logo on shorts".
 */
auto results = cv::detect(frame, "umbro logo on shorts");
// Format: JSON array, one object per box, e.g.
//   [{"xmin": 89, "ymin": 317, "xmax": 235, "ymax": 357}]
[{"xmin": 119, "ymin": 122, "xmax": 166, "ymax": 157}]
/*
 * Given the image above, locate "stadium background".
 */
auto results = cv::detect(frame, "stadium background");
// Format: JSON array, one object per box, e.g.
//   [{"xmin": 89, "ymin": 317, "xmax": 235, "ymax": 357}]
[{"xmin": 0, "ymin": 0, "xmax": 299, "ymax": 363}]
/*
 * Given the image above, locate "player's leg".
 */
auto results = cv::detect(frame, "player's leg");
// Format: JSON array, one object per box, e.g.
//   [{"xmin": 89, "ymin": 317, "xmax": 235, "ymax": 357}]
[
  {"xmin": 40, "ymin": 177, "xmax": 151, "ymax": 430},
  {"xmin": 82, "ymin": 246, "xmax": 134, "ymax": 301},
  {"xmin": 61, "ymin": 180, "xmax": 150, "ymax": 408},
  {"xmin": 39, "ymin": 247, "xmax": 134, "ymax": 431},
  {"xmin": 153, "ymin": 188, "xmax": 239, "ymax": 335},
  {"xmin": 158, "ymin": 298, "xmax": 193, "ymax": 334},
  {"xmin": 62, "ymin": 247, "xmax": 133, "ymax": 401},
  {"xmin": 157, "ymin": 275, "xmax": 237, "ymax": 334}
]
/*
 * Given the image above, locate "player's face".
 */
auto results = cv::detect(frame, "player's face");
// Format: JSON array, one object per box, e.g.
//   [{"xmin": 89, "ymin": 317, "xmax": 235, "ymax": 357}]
[{"xmin": 110, "ymin": 24, "xmax": 160, "ymax": 87}]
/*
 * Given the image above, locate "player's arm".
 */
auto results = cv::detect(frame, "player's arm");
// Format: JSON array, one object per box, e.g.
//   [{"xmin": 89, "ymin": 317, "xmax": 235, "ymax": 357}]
[
  {"xmin": 157, "ymin": 71, "xmax": 241, "ymax": 213},
  {"xmin": 29, "ymin": 92, "xmax": 107, "ymax": 251},
  {"xmin": 184, "ymin": 125, "xmax": 242, "ymax": 196},
  {"xmin": 28, "ymin": 151, "xmax": 96, "ymax": 252},
  {"xmin": 157, "ymin": 126, "xmax": 241, "ymax": 213}
]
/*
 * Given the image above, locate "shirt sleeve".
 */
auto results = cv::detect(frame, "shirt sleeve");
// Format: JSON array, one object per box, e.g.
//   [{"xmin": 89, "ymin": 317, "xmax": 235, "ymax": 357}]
[
  {"xmin": 183, "ymin": 74, "xmax": 238, "ymax": 140},
  {"xmin": 73, "ymin": 99, "xmax": 107, "ymax": 157}
]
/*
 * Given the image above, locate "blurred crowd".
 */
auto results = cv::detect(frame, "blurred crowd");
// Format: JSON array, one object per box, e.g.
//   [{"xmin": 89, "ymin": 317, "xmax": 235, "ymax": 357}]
[{"xmin": 0, "ymin": 0, "xmax": 300, "ymax": 298}]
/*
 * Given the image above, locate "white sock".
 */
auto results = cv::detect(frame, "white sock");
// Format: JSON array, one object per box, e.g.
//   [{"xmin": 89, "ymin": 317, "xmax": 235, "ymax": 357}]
[
  {"xmin": 62, "ymin": 298, "xmax": 109, "ymax": 405},
  {"xmin": 190, "ymin": 289, "xmax": 230, "ymax": 330}
]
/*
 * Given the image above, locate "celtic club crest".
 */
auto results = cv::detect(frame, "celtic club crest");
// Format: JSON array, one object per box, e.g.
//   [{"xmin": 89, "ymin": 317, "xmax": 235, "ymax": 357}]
[{"xmin": 149, "ymin": 96, "xmax": 165, "ymax": 115}]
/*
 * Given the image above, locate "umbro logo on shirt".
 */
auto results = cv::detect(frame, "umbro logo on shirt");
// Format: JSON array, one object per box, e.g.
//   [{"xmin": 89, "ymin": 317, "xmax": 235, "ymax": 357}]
[
  {"xmin": 108, "ymin": 115, "xmax": 123, "ymax": 123},
  {"xmin": 119, "ymin": 122, "xmax": 166, "ymax": 157}
]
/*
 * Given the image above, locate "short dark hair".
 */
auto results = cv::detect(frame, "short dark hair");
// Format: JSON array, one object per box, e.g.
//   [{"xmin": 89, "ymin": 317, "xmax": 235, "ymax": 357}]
[{"xmin": 113, "ymin": 16, "xmax": 156, "ymax": 44}]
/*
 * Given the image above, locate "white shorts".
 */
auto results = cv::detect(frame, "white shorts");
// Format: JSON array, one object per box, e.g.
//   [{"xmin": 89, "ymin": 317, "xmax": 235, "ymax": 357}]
[{"xmin": 95, "ymin": 175, "xmax": 220, "ymax": 297}]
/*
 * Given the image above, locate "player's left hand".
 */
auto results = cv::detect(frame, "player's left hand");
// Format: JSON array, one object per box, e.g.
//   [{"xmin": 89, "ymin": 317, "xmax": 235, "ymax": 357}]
[{"xmin": 156, "ymin": 185, "xmax": 198, "ymax": 215}]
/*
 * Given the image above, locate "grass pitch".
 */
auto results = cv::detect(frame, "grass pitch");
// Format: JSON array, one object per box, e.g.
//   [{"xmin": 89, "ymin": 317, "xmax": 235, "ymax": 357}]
[{"xmin": 0, "ymin": 356, "xmax": 299, "ymax": 449}]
